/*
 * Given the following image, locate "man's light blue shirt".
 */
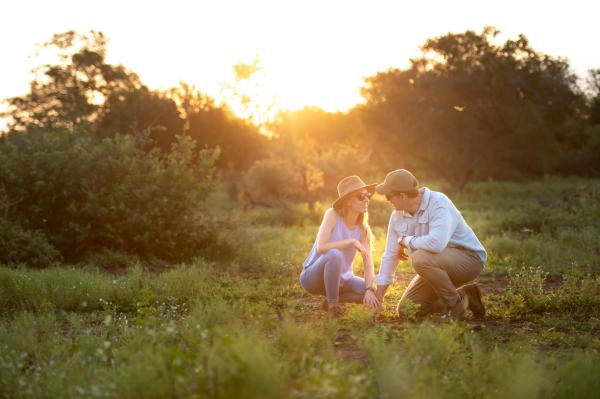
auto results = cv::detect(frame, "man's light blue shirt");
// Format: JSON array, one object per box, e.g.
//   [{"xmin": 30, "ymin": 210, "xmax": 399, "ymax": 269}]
[{"xmin": 377, "ymin": 187, "xmax": 487, "ymax": 286}]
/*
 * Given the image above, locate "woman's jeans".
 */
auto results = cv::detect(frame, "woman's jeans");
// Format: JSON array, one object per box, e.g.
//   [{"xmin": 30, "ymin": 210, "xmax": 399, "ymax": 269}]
[{"xmin": 300, "ymin": 249, "xmax": 365, "ymax": 304}]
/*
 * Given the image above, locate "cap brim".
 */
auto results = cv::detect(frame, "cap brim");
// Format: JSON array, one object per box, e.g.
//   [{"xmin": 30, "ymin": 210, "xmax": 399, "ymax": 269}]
[
  {"xmin": 375, "ymin": 182, "xmax": 392, "ymax": 195},
  {"xmin": 332, "ymin": 183, "xmax": 378, "ymax": 209}
]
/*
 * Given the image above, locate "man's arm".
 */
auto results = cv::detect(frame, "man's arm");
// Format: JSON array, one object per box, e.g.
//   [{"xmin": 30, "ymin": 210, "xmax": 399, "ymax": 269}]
[
  {"xmin": 406, "ymin": 205, "xmax": 457, "ymax": 253},
  {"xmin": 376, "ymin": 213, "xmax": 400, "ymax": 301},
  {"xmin": 375, "ymin": 284, "xmax": 390, "ymax": 303}
]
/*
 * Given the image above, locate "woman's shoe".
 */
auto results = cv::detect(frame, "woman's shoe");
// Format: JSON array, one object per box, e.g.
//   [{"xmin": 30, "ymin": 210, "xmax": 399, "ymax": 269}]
[{"xmin": 327, "ymin": 303, "xmax": 344, "ymax": 317}]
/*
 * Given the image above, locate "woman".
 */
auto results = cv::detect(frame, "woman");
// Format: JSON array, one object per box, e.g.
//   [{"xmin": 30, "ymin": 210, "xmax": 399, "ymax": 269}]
[{"xmin": 300, "ymin": 175, "xmax": 380, "ymax": 315}]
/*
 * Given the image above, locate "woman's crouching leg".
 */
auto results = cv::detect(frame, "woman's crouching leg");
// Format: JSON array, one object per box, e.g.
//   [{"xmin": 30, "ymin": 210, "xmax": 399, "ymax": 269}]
[
  {"xmin": 300, "ymin": 249, "xmax": 345, "ymax": 303},
  {"xmin": 339, "ymin": 275, "xmax": 366, "ymax": 304}
]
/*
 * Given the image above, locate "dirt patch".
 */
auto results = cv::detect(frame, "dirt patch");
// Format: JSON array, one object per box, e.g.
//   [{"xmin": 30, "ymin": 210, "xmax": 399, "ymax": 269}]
[{"xmin": 477, "ymin": 274, "xmax": 508, "ymax": 295}]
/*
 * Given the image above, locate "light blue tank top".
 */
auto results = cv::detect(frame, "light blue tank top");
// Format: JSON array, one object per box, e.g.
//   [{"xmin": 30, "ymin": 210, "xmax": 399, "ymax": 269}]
[{"xmin": 303, "ymin": 213, "xmax": 362, "ymax": 281}]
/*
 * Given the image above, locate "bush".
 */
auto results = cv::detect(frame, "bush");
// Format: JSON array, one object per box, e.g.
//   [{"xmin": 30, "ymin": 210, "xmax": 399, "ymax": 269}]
[
  {"xmin": 0, "ymin": 219, "xmax": 61, "ymax": 267},
  {"xmin": 83, "ymin": 249, "xmax": 140, "ymax": 272},
  {"xmin": 490, "ymin": 267, "xmax": 600, "ymax": 319},
  {"xmin": 0, "ymin": 130, "xmax": 229, "ymax": 263},
  {"xmin": 241, "ymin": 158, "xmax": 308, "ymax": 207},
  {"xmin": 547, "ymin": 271, "xmax": 600, "ymax": 316}
]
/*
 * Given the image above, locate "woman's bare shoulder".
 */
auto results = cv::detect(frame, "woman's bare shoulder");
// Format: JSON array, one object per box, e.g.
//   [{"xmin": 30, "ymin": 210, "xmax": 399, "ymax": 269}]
[{"xmin": 322, "ymin": 208, "xmax": 338, "ymax": 224}]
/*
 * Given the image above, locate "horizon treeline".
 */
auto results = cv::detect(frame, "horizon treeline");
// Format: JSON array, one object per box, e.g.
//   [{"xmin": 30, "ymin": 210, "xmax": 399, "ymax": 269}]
[
  {"xmin": 2, "ymin": 28, "xmax": 600, "ymax": 191},
  {"xmin": 1, "ymin": 27, "xmax": 600, "ymax": 265}
]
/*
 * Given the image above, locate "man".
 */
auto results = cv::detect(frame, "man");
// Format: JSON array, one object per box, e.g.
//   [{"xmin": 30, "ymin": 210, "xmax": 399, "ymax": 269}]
[{"xmin": 374, "ymin": 169, "xmax": 486, "ymax": 320}]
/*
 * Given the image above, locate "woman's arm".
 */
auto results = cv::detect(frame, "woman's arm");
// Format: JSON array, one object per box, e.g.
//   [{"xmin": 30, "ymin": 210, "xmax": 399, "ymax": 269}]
[
  {"xmin": 361, "ymin": 236, "xmax": 375, "ymax": 288},
  {"xmin": 361, "ymin": 232, "xmax": 380, "ymax": 310},
  {"xmin": 315, "ymin": 209, "xmax": 359, "ymax": 254}
]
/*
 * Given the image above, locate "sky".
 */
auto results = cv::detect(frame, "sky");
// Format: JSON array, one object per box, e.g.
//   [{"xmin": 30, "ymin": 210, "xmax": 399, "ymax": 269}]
[{"xmin": 1, "ymin": 0, "xmax": 599, "ymax": 125}]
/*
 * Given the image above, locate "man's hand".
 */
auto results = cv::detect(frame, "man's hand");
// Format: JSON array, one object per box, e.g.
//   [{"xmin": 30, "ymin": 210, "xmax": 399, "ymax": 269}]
[
  {"xmin": 372, "ymin": 284, "xmax": 390, "ymax": 317},
  {"xmin": 363, "ymin": 290, "xmax": 380, "ymax": 310},
  {"xmin": 398, "ymin": 237, "xmax": 409, "ymax": 260}
]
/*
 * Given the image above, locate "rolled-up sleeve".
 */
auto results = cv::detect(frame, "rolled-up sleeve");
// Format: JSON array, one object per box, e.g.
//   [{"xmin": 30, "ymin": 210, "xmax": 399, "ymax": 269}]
[
  {"xmin": 377, "ymin": 213, "xmax": 399, "ymax": 285},
  {"xmin": 410, "ymin": 205, "xmax": 457, "ymax": 253}
]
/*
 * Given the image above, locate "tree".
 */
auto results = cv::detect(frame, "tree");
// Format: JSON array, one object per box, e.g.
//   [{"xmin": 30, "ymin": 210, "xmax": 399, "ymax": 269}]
[
  {"xmin": 168, "ymin": 82, "xmax": 267, "ymax": 170},
  {"xmin": 360, "ymin": 27, "xmax": 586, "ymax": 187},
  {"xmin": 242, "ymin": 134, "xmax": 323, "ymax": 209},
  {"xmin": 96, "ymin": 87, "xmax": 184, "ymax": 152},
  {"xmin": 219, "ymin": 57, "xmax": 278, "ymax": 126},
  {"xmin": 2, "ymin": 31, "xmax": 142, "ymax": 132},
  {"xmin": 587, "ymin": 69, "xmax": 600, "ymax": 125}
]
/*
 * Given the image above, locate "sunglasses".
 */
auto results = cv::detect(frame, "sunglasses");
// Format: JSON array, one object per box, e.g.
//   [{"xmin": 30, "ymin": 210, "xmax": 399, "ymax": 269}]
[{"xmin": 354, "ymin": 192, "xmax": 372, "ymax": 201}]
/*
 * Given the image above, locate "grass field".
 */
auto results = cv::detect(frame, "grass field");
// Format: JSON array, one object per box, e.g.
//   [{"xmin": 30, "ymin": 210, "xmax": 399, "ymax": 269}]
[{"xmin": 1, "ymin": 177, "xmax": 599, "ymax": 398}]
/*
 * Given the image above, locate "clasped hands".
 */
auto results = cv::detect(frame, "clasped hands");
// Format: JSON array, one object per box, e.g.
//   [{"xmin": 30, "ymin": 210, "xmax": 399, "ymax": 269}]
[{"xmin": 397, "ymin": 236, "xmax": 410, "ymax": 260}]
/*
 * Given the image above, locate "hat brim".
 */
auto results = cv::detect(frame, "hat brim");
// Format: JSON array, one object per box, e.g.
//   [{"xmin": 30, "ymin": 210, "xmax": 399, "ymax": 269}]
[
  {"xmin": 375, "ymin": 182, "xmax": 393, "ymax": 195},
  {"xmin": 332, "ymin": 183, "xmax": 377, "ymax": 209}
]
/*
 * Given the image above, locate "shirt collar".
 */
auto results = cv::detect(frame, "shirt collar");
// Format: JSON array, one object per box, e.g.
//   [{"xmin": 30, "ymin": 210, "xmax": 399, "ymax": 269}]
[{"xmin": 417, "ymin": 187, "xmax": 431, "ymax": 215}]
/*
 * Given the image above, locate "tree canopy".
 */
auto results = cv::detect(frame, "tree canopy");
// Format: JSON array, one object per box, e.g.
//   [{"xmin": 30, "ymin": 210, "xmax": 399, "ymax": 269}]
[
  {"xmin": 2, "ymin": 31, "xmax": 142, "ymax": 132},
  {"xmin": 360, "ymin": 27, "xmax": 589, "ymax": 186},
  {"xmin": 1, "ymin": 31, "xmax": 267, "ymax": 171}
]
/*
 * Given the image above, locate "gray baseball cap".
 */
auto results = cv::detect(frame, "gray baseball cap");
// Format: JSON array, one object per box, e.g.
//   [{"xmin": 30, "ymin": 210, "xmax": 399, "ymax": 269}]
[{"xmin": 375, "ymin": 169, "xmax": 419, "ymax": 195}]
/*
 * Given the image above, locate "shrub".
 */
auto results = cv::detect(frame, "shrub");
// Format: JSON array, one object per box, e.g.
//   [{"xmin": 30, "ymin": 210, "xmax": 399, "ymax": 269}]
[
  {"xmin": 83, "ymin": 249, "xmax": 140, "ymax": 272},
  {"xmin": 0, "ymin": 130, "xmax": 229, "ymax": 263},
  {"xmin": 492, "ymin": 267, "xmax": 600, "ymax": 319},
  {"xmin": 241, "ymin": 157, "xmax": 308, "ymax": 207},
  {"xmin": 0, "ymin": 219, "xmax": 61, "ymax": 268},
  {"xmin": 547, "ymin": 271, "xmax": 600, "ymax": 317}
]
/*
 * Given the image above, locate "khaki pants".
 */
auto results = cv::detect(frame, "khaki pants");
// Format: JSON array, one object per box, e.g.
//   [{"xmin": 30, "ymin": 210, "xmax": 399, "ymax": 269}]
[{"xmin": 398, "ymin": 247, "xmax": 483, "ymax": 317}]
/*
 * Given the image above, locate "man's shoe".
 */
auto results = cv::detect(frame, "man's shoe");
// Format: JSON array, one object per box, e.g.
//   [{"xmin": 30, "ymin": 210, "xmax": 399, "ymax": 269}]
[
  {"xmin": 460, "ymin": 283, "xmax": 485, "ymax": 318},
  {"xmin": 448, "ymin": 294, "xmax": 467, "ymax": 321}
]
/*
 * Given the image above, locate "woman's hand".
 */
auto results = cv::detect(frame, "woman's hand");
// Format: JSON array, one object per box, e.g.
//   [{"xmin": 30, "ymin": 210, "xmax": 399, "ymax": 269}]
[{"xmin": 363, "ymin": 289, "xmax": 380, "ymax": 310}]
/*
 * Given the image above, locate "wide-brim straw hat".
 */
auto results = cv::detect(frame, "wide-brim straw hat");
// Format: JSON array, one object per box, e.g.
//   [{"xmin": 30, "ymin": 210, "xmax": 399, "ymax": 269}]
[{"xmin": 332, "ymin": 175, "xmax": 377, "ymax": 209}]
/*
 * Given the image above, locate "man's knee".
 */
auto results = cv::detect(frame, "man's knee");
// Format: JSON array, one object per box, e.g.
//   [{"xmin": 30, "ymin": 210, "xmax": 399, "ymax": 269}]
[
  {"xmin": 397, "ymin": 297, "xmax": 424, "ymax": 318},
  {"xmin": 411, "ymin": 249, "xmax": 434, "ymax": 274}
]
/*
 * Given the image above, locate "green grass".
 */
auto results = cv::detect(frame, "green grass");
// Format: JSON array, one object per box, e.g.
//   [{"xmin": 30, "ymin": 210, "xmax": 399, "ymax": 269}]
[{"xmin": 1, "ymin": 177, "xmax": 600, "ymax": 398}]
